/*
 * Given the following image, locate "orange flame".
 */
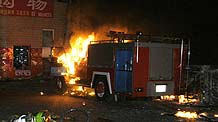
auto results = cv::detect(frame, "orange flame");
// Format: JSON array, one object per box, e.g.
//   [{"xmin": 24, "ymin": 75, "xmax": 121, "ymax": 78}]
[
  {"xmin": 175, "ymin": 111, "xmax": 198, "ymax": 119},
  {"xmin": 57, "ymin": 33, "xmax": 95, "ymax": 83},
  {"xmin": 69, "ymin": 85, "xmax": 95, "ymax": 96},
  {"xmin": 161, "ymin": 95, "xmax": 176, "ymax": 100},
  {"xmin": 178, "ymin": 95, "xmax": 198, "ymax": 104}
]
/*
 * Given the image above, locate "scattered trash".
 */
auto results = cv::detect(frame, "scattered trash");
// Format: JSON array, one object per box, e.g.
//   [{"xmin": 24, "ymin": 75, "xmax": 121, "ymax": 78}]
[
  {"xmin": 7, "ymin": 110, "xmax": 53, "ymax": 122},
  {"xmin": 5, "ymin": 108, "xmax": 91, "ymax": 122}
]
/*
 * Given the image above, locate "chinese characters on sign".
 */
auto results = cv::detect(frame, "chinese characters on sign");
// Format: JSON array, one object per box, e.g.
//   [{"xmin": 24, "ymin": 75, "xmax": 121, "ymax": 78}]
[
  {"xmin": 0, "ymin": 0, "xmax": 14, "ymax": 8},
  {"xmin": 0, "ymin": 0, "xmax": 53, "ymax": 17},
  {"xmin": 27, "ymin": 0, "xmax": 47, "ymax": 11}
]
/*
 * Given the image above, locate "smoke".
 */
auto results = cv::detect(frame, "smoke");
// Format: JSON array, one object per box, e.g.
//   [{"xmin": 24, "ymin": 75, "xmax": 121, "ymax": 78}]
[
  {"xmin": 66, "ymin": 0, "xmax": 147, "ymax": 43},
  {"xmin": 66, "ymin": 0, "xmax": 97, "ymax": 36},
  {"xmin": 94, "ymin": 24, "xmax": 128, "ymax": 40},
  {"xmin": 66, "ymin": 0, "xmax": 189, "ymax": 47},
  {"xmin": 65, "ymin": 0, "xmax": 193, "ymax": 44}
]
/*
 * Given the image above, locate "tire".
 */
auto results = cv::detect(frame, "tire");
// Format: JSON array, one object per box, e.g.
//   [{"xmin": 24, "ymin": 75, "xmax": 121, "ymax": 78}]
[
  {"xmin": 55, "ymin": 76, "xmax": 66, "ymax": 94},
  {"xmin": 94, "ymin": 80, "xmax": 109, "ymax": 101}
]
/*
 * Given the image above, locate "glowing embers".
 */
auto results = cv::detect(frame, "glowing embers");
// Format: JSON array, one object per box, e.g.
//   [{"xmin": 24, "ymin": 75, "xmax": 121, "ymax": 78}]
[
  {"xmin": 160, "ymin": 95, "xmax": 176, "ymax": 101},
  {"xmin": 66, "ymin": 85, "xmax": 95, "ymax": 97},
  {"xmin": 175, "ymin": 111, "xmax": 198, "ymax": 119},
  {"xmin": 175, "ymin": 111, "xmax": 218, "ymax": 121},
  {"xmin": 160, "ymin": 95, "xmax": 199, "ymax": 104},
  {"xmin": 178, "ymin": 95, "xmax": 198, "ymax": 104}
]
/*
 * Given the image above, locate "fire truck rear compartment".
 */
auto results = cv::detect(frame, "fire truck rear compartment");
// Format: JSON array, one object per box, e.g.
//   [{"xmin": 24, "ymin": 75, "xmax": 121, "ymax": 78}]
[{"xmin": 87, "ymin": 32, "xmax": 186, "ymax": 98}]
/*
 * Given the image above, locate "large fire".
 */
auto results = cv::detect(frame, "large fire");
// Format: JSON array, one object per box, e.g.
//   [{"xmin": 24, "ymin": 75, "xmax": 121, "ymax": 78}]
[{"xmin": 57, "ymin": 33, "xmax": 95, "ymax": 84}]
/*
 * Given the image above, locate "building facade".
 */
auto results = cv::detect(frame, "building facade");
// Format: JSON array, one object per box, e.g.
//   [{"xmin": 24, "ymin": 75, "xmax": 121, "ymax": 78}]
[{"xmin": 0, "ymin": 0, "xmax": 68, "ymax": 79}]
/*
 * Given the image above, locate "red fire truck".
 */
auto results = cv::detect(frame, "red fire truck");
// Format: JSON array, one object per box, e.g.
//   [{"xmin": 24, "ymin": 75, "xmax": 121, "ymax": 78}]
[{"xmin": 87, "ymin": 31, "xmax": 188, "ymax": 100}]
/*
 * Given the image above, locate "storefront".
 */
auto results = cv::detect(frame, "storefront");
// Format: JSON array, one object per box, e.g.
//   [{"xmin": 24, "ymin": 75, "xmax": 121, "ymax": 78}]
[{"xmin": 0, "ymin": 0, "xmax": 68, "ymax": 79}]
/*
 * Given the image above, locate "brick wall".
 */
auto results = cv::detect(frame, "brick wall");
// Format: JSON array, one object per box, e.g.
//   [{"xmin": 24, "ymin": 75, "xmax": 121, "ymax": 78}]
[
  {"xmin": 0, "ymin": 1, "xmax": 67, "ymax": 48},
  {"xmin": 0, "ymin": 1, "xmax": 68, "ymax": 79}
]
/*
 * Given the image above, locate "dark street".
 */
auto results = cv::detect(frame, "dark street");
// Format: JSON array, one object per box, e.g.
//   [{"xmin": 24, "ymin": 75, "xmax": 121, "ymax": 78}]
[
  {"xmin": 1, "ymin": 1, "xmax": 218, "ymax": 121},
  {"xmin": 0, "ymin": 80, "xmax": 217, "ymax": 122},
  {"xmin": 0, "ymin": 80, "xmax": 174, "ymax": 122}
]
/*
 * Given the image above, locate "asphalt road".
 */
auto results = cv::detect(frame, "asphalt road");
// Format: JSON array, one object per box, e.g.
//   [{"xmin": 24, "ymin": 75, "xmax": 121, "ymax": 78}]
[
  {"xmin": 0, "ymin": 95, "xmax": 178, "ymax": 122},
  {"xmin": 0, "ymin": 80, "xmax": 217, "ymax": 122}
]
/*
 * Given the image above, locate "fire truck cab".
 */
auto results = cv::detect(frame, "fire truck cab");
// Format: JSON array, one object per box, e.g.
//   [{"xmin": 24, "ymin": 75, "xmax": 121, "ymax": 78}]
[{"xmin": 88, "ymin": 31, "xmax": 187, "ymax": 100}]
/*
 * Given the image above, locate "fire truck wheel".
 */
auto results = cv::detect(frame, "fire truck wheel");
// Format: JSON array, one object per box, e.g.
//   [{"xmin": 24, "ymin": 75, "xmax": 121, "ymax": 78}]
[
  {"xmin": 95, "ymin": 80, "xmax": 108, "ymax": 101},
  {"xmin": 56, "ymin": 76, "xmax": 66, "ymax": 94}
]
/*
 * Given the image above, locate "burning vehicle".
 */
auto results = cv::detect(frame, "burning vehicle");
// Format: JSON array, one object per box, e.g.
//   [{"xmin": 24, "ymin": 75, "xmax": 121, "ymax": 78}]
[
  {"xmin": 86, "ymin": 31, "xmax": 188, "ymax": 101},
  {"xmin": 53, "ymin": 33, "xmax": 96, "ymax": 96},
  {"xmin": 54, "ymin": 31, "xmax": 190, "ymax": 101}
]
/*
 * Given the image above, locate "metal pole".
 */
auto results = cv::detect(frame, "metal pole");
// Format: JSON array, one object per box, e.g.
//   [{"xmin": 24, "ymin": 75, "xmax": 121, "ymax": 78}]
[
  {"xmin": 187, "ymin": 39, "xmax": 191, "ymax": 68},
  {"xmin": 209, "ymin": 72, "xmax": 212, "ymax": 105},
  {"xmin": 186, "ymin": 39, "xmax": 191, "ymax": 99},
  {"xmin": 136, "ymin": 39, "xmax": 139, "ymax": 63},
  {"xmin": 179, "ymin": 39, "xmax": 184, "ymax": 93}
]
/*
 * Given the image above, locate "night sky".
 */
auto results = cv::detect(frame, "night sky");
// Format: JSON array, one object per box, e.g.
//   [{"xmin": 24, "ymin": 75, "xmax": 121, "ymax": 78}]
[{"xmin": 69, "ymin": 0, "xmax": 218, "ymax": 65}]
